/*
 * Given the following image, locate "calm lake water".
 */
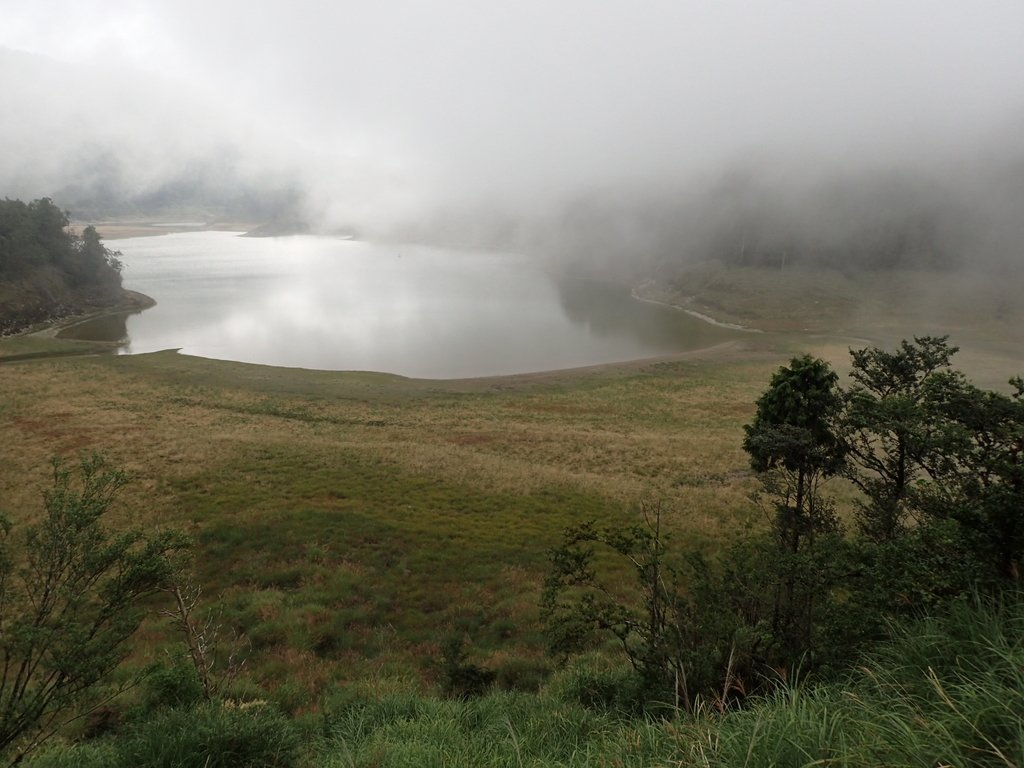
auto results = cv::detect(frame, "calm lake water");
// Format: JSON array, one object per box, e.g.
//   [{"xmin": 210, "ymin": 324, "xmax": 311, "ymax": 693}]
[{"xmin": 63, "ymin": 232, "xmax": 738, "ymax": 378}]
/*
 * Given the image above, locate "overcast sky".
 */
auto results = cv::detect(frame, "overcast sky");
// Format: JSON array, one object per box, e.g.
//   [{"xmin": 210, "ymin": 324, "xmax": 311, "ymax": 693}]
[{"xmin": 2, "ymin": 1, "xmax": 1024, "ymax": 228}]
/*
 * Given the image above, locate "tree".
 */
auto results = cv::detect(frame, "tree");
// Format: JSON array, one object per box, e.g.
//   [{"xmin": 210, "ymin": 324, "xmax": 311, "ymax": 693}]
[
  {"xmin": 841, "ymin": 336, "xmax": 1024, "ymax": 582},
  {"xmin": 161, "ymin": 574, "xmax": 249, "ymax": 703},
  {"xmin": 0, "ymin": 455, "xmax": 187, "ymax": 764},
  {"xmin": 743, "ymin": 355, "xmax": 846, "ymax": 554},
  {"xmin": 741, "ymin": 355, "xmax": 848, "ymax": 666},
  {"xmin": 917, "ymin": 375, "xmax": 1024, "ymax": 580},
  {"xmin": 70, "ymin": 225, "xmax": 123, "ymax": 289},
  {"xmin": 843, "ymin": 336, "xmax": 959, "ymax": 541},
  {"xmin": 0, "ymin": 197, "xmax": 123, "ymax": 323},
  {"xmin": 541, "ymin": 502, "xmax": 751, "ymax": 713}
]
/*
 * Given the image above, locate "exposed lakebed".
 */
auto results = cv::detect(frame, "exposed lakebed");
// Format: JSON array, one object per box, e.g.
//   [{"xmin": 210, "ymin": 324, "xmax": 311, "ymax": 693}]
[{"xmin": 61, "ymin": 232, "xmax": 739, "ymax": 378}]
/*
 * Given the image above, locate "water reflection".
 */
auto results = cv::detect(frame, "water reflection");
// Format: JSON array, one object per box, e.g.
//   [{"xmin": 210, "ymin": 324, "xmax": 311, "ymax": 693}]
[
  {"xmin": 76, "ymin": 232, "xmax": 738, "ymax": 378},
  {"xmin": 56, "ymin": 311, "xmax": 133, "ymax": 344},
  {"xmin": 555, "ymin": 277, "xmax": 732, "ymax": 349}
]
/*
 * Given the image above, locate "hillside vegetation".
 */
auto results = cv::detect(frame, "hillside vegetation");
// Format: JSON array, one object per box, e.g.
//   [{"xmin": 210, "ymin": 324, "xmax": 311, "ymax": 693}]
[
  {"xmin": 21, "ymin": 594, "xmax": 1020, "ymax": 767},
  {"xmin": 1, "ymin": 322, "xmax": 1022, "ymax": 765},
  {"xmin": 1, "ymin": 214, "xmax": 1022, "ymax": 764},
  {"xmin": 0, "ymin": 197, "xmax": 131, "ymax": 334}
]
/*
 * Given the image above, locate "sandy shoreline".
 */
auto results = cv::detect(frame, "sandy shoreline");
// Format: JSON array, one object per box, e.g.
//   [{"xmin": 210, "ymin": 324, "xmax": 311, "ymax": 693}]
[
  {"xmin": 630, "ymin": 289, "xmax": 762, "ymax": 333},
  {"xmin": 628, "ymin": 279, "xmax": 762, "ymax": 333},
  {"xmin": 86, "ymin": 223, "xmax": 253, "ymax": 240}
]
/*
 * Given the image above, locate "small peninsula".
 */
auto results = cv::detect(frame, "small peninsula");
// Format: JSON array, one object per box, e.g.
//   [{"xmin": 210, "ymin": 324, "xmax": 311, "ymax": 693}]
[{"xmin": 0, "ymin": 197, "xmax": 147, "ymax": 335}]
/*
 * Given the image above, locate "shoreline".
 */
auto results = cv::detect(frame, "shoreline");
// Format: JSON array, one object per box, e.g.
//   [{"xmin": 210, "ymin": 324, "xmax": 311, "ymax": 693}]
[
  {"xmin": 630, "ymin": 290, "xmax": 762, "ymax": 333},
  {"xmin": 4, "ymin": 276, "xmax": 762, "ymax": 380},
  {"xmin": 0, "ymin": 289, "xmax": 158, "ymax": 364},
  {"xmin": 88, "ymin": 222, "xmax": 253, "ymax": 240},
  {"xmin": 18, "ymin": 289, "xmax": 156, "ymax": 340},
  {"xmin": 3, "ymin": 256, "xmax": 771, "ymax": 378},
  {"xmin": 629, "ymin": 280, "xmax": 762, "ymax": 333}
]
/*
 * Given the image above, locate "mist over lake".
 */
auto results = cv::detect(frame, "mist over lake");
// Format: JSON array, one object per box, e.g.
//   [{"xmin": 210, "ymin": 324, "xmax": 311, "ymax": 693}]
[{"xmin": 69, "ymin": 231, "xmax": 737, "ymax": 378}]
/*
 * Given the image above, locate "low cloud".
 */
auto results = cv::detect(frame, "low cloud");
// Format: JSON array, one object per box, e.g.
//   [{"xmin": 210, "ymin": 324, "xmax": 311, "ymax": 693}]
[{"xmin": 1, "ymin": 1, "xmax": 1023, "ymax": 262}]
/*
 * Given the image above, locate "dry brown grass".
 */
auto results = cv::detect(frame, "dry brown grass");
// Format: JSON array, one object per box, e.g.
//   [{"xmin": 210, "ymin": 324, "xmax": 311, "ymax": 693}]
[
  {"xmin": 658, "ymin": 262, "xmax": 1024, "ymax": 390},
  {"xmin": 1, "ymin": 342, "xmax": 773, "ymax": 515},
  {"xmin": 0, "ymin": 340, "xmax": 787, "ymax": 695},
  {"xmin": 1, "ymin": 278, "xmax": 1020, "ymax": 700}
]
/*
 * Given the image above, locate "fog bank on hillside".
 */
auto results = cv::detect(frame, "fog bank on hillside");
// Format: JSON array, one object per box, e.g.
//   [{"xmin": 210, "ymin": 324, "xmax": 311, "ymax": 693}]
[{"xmin": 2, "ymin": 2, "xmax": 1023, "ymax": 270}]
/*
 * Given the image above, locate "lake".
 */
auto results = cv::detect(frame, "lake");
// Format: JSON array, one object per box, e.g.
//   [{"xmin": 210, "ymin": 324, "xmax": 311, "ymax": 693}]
[{"xmin": 62, "ymin": 232, "xmax": 739, "ymax": 378}]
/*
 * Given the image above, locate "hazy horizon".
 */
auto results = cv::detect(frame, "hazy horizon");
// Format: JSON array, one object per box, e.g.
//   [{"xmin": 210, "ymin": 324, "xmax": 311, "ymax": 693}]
[{"xmin": 2, "ymin": 1, "xmax": 1024, "ymax": 266}]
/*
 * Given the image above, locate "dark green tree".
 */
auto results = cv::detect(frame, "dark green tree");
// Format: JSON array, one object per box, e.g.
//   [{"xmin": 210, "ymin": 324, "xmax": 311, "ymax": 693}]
[
  {"xmin": 843, "ymin": 336, "xmax": 959, "ymax": 541},
  {"xmin": 917, "ymin": 374, "xmax": 1024, "ymax": 581},
  {"xmin": 743, "ymin": 355, "xmax": 846, "ymax": 554},
  {"xmin": 70, "ymin": 225, "xmax": 123, "ymax": 288},
  {"xmin": 541, "ymin": 502, "xmax": 746, "ymax": 712},
  {"xmin": 0, "ymin": 198, "xmax": 123, "ymax": 330},
  {"xmin": 543, "ymin": 339, "xmax": 1022, "ymax": 714},
  {"xmin": 0, "ymin": 455, "xmax": 187, "ymax": 764},
  {"xmin": 0, "ymin": 198, "xmax": 72, "ymax": 277},
  {"xmin": 742, "ymin": 355, "xmax": 848, "ymax": 667}
]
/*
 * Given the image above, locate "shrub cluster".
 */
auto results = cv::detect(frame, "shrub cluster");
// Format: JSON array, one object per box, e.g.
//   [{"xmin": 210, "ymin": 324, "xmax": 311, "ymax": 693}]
[{"xmin": 544, "ymin": 337, "xmax": 1024, "ymax": 711}]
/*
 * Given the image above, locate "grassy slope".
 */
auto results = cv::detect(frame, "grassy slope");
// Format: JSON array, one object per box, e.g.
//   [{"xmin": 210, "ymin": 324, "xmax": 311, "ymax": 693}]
[
  {"xmin": 0, "ymin": 337, "xmax": 792, "ymax": 702},
  {"xmin": 648, "ymin": 261, "xmax": 1024, "ymax": 390},
  {"xmin": 2, "ymin": 264, "xmax": 1022, "ymax": 763},
  {"xmin": 25, "ymin": 596, "xmax": 1024, "ymax": 767}
]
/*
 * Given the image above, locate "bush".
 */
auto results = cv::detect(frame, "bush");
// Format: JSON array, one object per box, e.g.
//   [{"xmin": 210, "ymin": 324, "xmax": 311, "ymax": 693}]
[
  {"xmin": 438, "ymin": 635, "xmax": 495, "ymax": 699},
  {"xmin": 139, "ymin": 654, "xmax": 205, "ymax": 713},
  {"xmin": 693, "ymin": 593, "xmax": 1024, "ymax": 768},
  {"xmin": 23, "ymin": 702, "xmax": 298, "ymax": 768},
  {"xmin": 21, "ymin": 741, "xmax": 121, "ymax": 768},
  {"xmin": 114, "ymin": 702, "xmax": 298, "ymax": 768},
  {"xmin": 546, "ymin": 657, "xmax": 647, "ymax": 715},
  {"xmin": 493, "ymin": 657, "xmax": 551, "ymax": 693},
  {"xmin": 0, "ymin": 455, "xmax": 187, "ymax": 763}
]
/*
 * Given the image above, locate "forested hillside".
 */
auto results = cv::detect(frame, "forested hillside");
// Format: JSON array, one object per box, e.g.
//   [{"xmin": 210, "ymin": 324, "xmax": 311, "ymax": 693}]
[{"xmin": 0, "ymin": 197, "xmax": 127, "ymax": 334}]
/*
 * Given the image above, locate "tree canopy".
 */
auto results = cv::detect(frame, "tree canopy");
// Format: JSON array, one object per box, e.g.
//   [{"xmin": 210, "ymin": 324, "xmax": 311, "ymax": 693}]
[
  {"xmin": 0, "ymin": 197, "xmax": 122, "ymax": 291},
  {"xmin": 545, "ymin": 338, "xmax": 1024, "ymax": 712},
  {"xmin": 0, "ymin": 197, "xmax": 125, "ymax": 334}
]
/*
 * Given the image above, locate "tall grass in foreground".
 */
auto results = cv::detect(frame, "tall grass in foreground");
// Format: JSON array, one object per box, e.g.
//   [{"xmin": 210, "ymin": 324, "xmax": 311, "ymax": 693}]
[
  {"xmin": 690, "ymin": 593, "xmax": 1024, "ymax": 768},
  {"xmin": 311, "ymin": 595, "xmax": 1024, "ymax": 767},
  {"xmin": 314, "ymin": 687, "xmax": 676, "ymax": 767},
  {"xmin": 24, "ymin": 703, "xmax": 299, "ymax": 768},
  {"xmin": 23, "ymin": 594, "xmax": 1024, "ymax": 767}
]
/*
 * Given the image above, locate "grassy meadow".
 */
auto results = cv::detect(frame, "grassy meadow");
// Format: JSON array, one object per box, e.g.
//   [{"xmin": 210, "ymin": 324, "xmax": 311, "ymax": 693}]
[
  {"xmin": 2, "ymin": 264, "xmax": 1023, "ymax": 765},
  {"xmin": 0, "ymin": 331, "xmax": 800, "ymax": 706}
]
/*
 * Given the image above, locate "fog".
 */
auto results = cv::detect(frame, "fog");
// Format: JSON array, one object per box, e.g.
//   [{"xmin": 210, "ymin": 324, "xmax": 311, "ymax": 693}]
[{"xmin": 2, "ymin": 1, "xmax": 1024, "ymax": 268}]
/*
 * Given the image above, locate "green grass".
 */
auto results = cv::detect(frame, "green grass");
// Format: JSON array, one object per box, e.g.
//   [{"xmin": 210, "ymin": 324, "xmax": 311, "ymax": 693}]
[
  {"xmin": 1, "ymin": 317, "xmax": 1020, "ymax": 700},
  {"xmin": 3, "ymin": 265, "xmax": 1023, "ymax": 763},
  {"xmin": 688, "ymin": 594, "xmax": 1024, "ymax": 768},
  {"xmin": 312, "ymin": 689, "xmax": 677, "ymax": 768},
  {"xmin": 26, "ymin": 595, "xmax": 1024, "ymax": 767},
  {"xmin": 26, "ymin": 703, "xmax": 299, "ymax": 768},
  {"xmin": 176, "ymin": 450, "xmax": 621, "ymax": 683},
  {"xmin": 0, "ymin": 334, "xmax": 109, "ymax": 360},
  {"xmin": 0, "ymin": 341, "xmax": 779, "ymax": 699}
]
